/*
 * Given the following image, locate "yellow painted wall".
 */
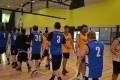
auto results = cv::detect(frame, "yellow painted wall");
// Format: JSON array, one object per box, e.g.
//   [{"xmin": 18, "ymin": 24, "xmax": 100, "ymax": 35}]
[
  {"xmin": 69, "ymin": 0, "xmax": 120, "ymax": 26},
  {"xmin": 22, "ymin": 8, "xmax": 70, "ymax": 27},
  {"xmin": 21, "ymin": 0, "xmax": 120, "ymax": 27}
]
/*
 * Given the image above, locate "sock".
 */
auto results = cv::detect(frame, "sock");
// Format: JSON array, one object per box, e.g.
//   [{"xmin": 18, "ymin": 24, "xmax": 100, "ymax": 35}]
[{"xmin": 50, "ymin": 75, "xmax": 55, "ymax": 80}]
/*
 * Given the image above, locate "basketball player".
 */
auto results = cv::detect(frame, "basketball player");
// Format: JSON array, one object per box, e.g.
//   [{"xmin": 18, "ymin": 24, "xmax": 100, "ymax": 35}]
[
  {"xmin": 10, "ymin": 28, "xmax": 18, "ymax": 68},
  {"xmin": 80, "ymin": 31, "xmax": 104, "ymax": 80},
  {"xmin": 0, "ymin": 26, "xmax": 9, "ymax": 64},
  {"xmin": 76, "ymin": 25, "xmax": 88, "ymax": 79},
  {"xmin": 47, "ymin": 22, "xmax": 66, "ymax": 80},
  {"xmin": 30, "ymin": 25, "xmax": 42, "ymax": 77},
  {"xmin": 62, "ymin": 25, "xmax": 73, "ymax": 75},
  {"xmin": 15, "ymin": 29, "xmax": 31, "ymax": 72},
  {"xmin": 111, "ymin": 36, "xmax": 120, "ymax": 80},
  {"xmin": 42, "ymin": 29, "xmax": 50, "ymax": 69}
]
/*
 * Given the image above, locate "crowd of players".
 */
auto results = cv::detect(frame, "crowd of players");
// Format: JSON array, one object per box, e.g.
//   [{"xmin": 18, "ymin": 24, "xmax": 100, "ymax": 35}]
[{"xmin": 0, "ymin": 22, "xmax": 120, "ymax": 80}]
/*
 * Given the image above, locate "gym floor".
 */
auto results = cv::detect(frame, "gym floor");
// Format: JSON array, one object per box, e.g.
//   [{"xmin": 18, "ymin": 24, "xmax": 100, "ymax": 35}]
[{"xmin": 0, "ymin": 45, "xmax": 120, "ymax": 80}]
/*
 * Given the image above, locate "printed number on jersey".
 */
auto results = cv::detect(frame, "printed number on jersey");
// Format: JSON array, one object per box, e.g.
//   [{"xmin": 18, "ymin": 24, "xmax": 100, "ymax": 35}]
[
  {"xmin": 14, "ymin": 35, "xmax": 16, "ymax": 40},
  {"xmin": 96, "ymin": 47, "xmax": 101, "ymax": 57},
  {"xmin": 57, "ymin": 35, "xmax": 61, "ymax": 43},
  {"xmin": 34, "ymin": 35, "xmax": 41, "ymax": 41},
  {"xmin": 3, "ymin": 33, "xmax": 6, "ymax": 38}
]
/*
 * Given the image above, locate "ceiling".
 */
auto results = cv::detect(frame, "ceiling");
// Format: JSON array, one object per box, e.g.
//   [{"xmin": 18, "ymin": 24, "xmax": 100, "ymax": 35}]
[
  {"xmin": 0, "ymin": 0, "xmax": 102, "ymax": 12},
  {"xmin": 0, "ymin": 0, "xmax": 72, "ymax": 12}
]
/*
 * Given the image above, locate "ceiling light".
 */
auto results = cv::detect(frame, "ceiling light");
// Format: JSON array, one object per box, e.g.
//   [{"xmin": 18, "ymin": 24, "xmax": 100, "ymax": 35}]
[
  {"xmin": 32, "ymin": 0, "xmax": 35, "ymax": 3},
  {"xmin": 8, "ymin": 5, "xmax": 10, "ymax": 7}
]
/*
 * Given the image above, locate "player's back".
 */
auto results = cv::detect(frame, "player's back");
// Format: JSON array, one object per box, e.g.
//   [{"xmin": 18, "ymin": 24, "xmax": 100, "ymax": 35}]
[
  {"xmin": 85, "ymin": 40, "xmax": 104, "ymax": 78},
  {"xmin": 31, "ymin": 31, "xmax": 42, "ymax": 53},
  {"xmin": 10, "ymin": 32, "xmax": 16, "ymax": 46},
  {"xmin": 50, "ymin": 31, "xmax": 64, "ymax": 55},
  {"xmin": 0, "ymin": 31, "xmax": 8, "ymax": 48}
]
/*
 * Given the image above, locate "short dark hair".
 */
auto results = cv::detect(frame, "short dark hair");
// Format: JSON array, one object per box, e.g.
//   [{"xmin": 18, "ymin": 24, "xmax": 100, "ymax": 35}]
[
  {"xmin": 80, "ymin": 24, "xmax": 87, "ymax": 29},
  {"xmin": 0, "ymin": 26, "xmax": 5, "ymax": 31},
  {"xmin": 54, "ymin": 22, "xmax": 61, "ymax": 29},
  {"xmin": 45, "ymin": 30, "xmax": 48, "ymax": 33},
  {"xmin": 33, "ymin": 25, "xmax": 38, "ymax": 31},
  {"xmin": 12, "ymin": 28, "xmax": 16, "ymax": 32},
  {"xmin": 21, "ymin": 28, "xmax": 26, "ymax": 34},
  {"xmin": 17, "ymin": 28, "xmax": 20, "ymax": 32},
  {"xmin": 64, "ymin": 25, "xmax": 69, "ymax": 29}
]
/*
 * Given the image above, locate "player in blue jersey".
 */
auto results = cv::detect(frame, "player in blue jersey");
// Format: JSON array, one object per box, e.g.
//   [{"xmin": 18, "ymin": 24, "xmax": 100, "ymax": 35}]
[
  {"xmin": 47, "ymin": 22, "xmax": 66, "ymax": 80},
  {"xmin": 79, "ymin": 31, "xmax": 104, "ymax": 80},
  {"xmin": 10, "ymin": 28, "xmax": 18, "ymax": 68},
  {"xmin": 0, "ymin": 26, "xmax": 9, "ymax": 64},
  {"xmin": 30, "ymin": 25, "xmax": 43, "ymax": 77}
]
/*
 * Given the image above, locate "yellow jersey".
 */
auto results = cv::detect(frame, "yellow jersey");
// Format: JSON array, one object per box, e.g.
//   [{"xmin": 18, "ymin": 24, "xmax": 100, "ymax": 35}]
[
  {"xmin": 79, "ymin": 33, "xmax": 87, "ymax": 49},
  {"xmin": 42, "ymin": 34, "xmax": 49, "ymax": 50},
  {"xmin": 62, "ymin": 33, "xmax": 72, "ymax": 53}
]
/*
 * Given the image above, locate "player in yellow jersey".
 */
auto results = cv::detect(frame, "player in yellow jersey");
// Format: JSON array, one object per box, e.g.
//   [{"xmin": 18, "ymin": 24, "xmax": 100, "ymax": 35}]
[
  {"xmin": 42, "ymin": 30, "xmax": 50, "ymax": 69},
  {"xmin": 62, "ymin": 26, "xmax": 73, "ymax": 75},
  {"xmin": 76, "ymin": 25, "xmax": 88, "ymax": 79}
]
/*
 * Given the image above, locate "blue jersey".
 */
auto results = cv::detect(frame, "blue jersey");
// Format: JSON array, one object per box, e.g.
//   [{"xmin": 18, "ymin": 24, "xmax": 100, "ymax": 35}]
[
  {"xmin": 85, "ymin": 40, "xmax": 104, "ymax": 78},
  {"xmin": 10, "ymin": 32, "xmax": 16, "ymax": 47},
  {"xmin": 31, "ymin": 31, "xmax": 42, "ymax": 54},
  {"xmin": 0, "ymin": 31, "xmax": 8, "ymax": 48},
  {"xmin": 49, "ymin": 31, "xmax": 65, "ymax": 55}
]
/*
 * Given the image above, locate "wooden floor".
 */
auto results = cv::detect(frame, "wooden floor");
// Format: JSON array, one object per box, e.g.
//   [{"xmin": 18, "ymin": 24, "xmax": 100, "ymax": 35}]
[{"xmin": 0, "ymin": 45, "xmax": 120, "ymax": 80}]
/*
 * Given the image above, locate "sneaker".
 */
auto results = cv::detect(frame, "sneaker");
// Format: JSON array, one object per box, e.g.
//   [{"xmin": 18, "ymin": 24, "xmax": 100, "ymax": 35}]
[
  {"xmin": 58, "ymin": 77, "xmax": 62, "ymax": 80},
  {"xmin": 12, "ymin": 62, "xmax": 17, "ymax": 68},
  {"xmin": 16, "ymin": 67, "xmax": 22, "ymax": 72},
  {"xmin": 31, "ymin": 70, "xmax": 38, "ymax": 77},
  {"xmin": 49, "ymin": 75, "xmax": 55, "ymax": 80}
]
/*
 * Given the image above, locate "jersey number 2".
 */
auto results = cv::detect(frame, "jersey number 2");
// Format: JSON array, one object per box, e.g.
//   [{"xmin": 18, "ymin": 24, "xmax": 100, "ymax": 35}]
[{"xmin": 96, "ymin": 47, "xmax": 101, "ymax": 57}]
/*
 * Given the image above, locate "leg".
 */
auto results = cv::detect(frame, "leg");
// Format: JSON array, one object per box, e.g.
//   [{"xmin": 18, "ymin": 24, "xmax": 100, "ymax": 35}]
[
  {"xmin": 16, "ymin": 61, "xmax": 22, "ymax": 71},
  {"xmin": 112, "ymin": 73, "xmax": 119, "ymax": 80},
  {"xmin": 62, "ymin": 57, "xmax": 68, "ymax": 75},
  {"xmin": 62, "ymin": 53, "xmax": 69, "ymax": 75},
  {"xmin": 0, "ymin": 54, "xmax": 1, "ymax": 64},
  {"xmin": 79, "ymin": 62, "xmax": 85, "ymax": 75},
  {"xmin": 26, "ymin": 60, "xmax": 31, "ymax": 72},
  {"xmin": 11, "ymin": 54, "xmax": 17, "ymax": 68},
  {"xmin": 112, "ymin": 61, "xmax": 120, "ymax": 80}
]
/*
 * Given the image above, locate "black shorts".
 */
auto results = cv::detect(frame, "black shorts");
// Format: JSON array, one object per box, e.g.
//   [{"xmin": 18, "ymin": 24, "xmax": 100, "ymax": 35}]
[
  {"xmin": 0, "ymin": 47, "xmax": 6, "ymax": 54},
  {"xmin": 85, "ymin": 77, "xmax": 99, "ymax": 80},
  {"xmin": 63, "ymin": 53, "xmax": 70, "ymax": 59},
  {"xmin": 52, "ymin": 55, "xmax": 62, "ymax": 71},
  {"xmin": 31, "ymin": 54, "xmax": 41, "ymax": 60},
  {"xmin": 113, "ymin": 61, "xmax": 120, "ymax": 74},
  {"xmin": 17, "ymin": 52, "xmax": 28, "ymax": 62},
  {"xmin": 42, "ymin": 49, "xmax": 49, "ymax": 58},
  {"xmin": 11, "ymin": 46, "xmax": 17, "ymax": 55}
]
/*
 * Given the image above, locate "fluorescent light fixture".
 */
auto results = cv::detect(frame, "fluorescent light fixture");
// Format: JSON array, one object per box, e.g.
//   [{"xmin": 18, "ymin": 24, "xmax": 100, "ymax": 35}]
[{"xmin": 2, "ymin": 10, "xmax": 11, "ymax": 23}]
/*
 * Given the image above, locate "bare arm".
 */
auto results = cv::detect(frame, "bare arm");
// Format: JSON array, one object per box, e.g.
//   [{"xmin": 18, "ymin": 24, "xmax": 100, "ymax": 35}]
[
  {"xmin": 111, "ymin": 39, "xmax": 119, "ymax": 55},
  {"xmin": 76, "ymin": 34, "xmax": 80, "ymax": 48},
  {"xmin": 79, "ymin": 45, "xmax": 89, "ymax": 61}
]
